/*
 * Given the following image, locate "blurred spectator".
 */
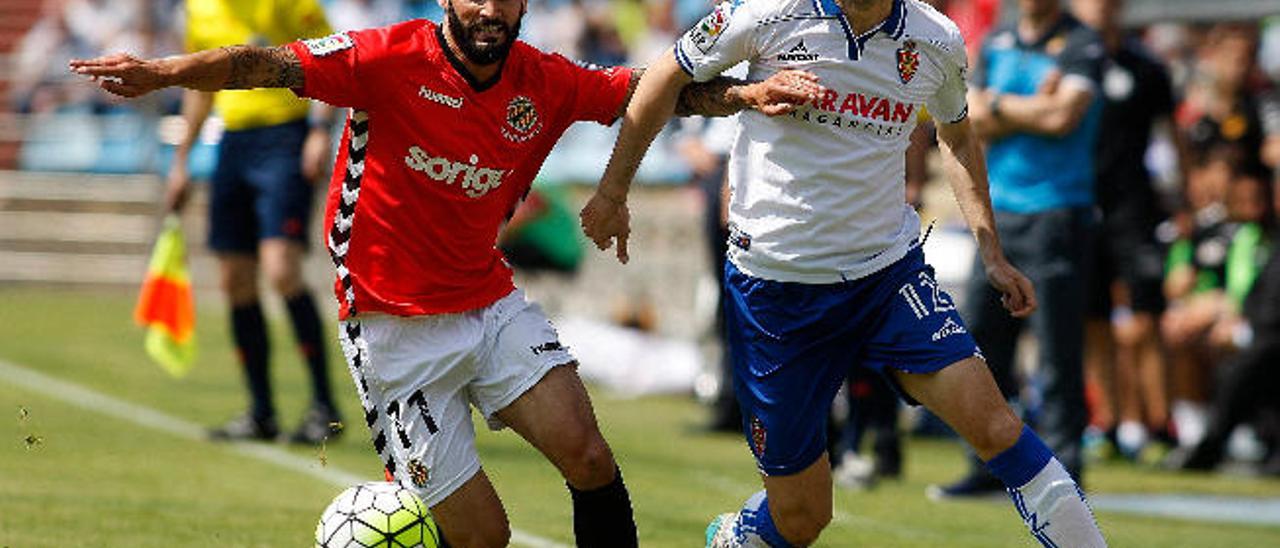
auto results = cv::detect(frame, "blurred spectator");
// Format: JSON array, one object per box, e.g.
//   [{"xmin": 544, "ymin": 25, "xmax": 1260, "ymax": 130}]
[
  {"xmin": 1169, "ymin": 173, "xmax": 1280, "ymax": 475},
  {"xmin": 1178, "ymin": 24, "xmax": 1268, "ymax": 177},
  {"xmin": 1163, "ymin": 163, "xmax": 1273, "ymax": 447},
  {"xmin": 1073, "ymin": 0, "xmax": 1179, "ymax": 460},
  {"xmin": 936, "ymin": 0, "xmax": 1105, "ymax": 498}
]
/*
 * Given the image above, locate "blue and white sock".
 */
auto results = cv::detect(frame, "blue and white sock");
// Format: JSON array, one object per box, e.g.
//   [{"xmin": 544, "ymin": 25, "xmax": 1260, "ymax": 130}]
[
  {"xmin": 985, "ymin": 426, "xmax": 1107, "ymax": 548},
  {"xmin": 721, "ymin": 491, "xmax": 795, "ymax": 548}
]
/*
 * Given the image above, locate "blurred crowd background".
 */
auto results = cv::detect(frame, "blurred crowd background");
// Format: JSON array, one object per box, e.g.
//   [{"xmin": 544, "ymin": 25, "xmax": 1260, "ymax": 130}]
[{"xmin": 4, "ymin": 0, "xmax": 1280, "ymax": 483}]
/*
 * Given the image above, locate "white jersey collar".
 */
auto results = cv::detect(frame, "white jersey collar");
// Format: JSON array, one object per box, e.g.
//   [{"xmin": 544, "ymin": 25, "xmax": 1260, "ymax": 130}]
[{"xmin": 812, "ymin": 0, "xmax": 909, "ymax": 60}]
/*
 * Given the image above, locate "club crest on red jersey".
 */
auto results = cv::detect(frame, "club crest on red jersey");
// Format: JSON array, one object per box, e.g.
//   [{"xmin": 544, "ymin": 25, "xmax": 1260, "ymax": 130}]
[
  {"xmin": 896, "ymin": 40, "xmax": 920, "ymax": 84},
  {"xmin": 503, "ymin": 96, "xmax": 542, "ymax": 143},
  {"xmin": 407, "ymin": 459, "xmax": 430, "ymax": 487}
]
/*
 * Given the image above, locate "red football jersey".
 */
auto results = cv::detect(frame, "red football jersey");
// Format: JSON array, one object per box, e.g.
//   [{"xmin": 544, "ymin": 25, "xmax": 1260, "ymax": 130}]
[{"xmin": 287, "ymin": 20, "xmax": 632, "ymax": 319}]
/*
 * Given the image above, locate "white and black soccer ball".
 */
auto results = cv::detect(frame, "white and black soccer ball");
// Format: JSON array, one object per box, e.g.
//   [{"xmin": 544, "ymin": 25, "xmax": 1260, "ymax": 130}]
[{"xmin": 316, "ymin": 481, "xmax": 441, "ymax": 548}]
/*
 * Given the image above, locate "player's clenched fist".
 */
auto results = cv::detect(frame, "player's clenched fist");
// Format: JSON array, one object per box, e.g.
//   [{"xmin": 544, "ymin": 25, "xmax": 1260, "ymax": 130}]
[{"xmin": 70, "ymin": 53, "xmax": 172, "ymax": 98}]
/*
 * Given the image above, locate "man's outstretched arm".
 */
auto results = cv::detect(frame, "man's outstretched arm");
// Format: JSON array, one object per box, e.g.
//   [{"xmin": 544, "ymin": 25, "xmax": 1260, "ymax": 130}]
[{"xmin": 70, "ymin": 46, "xmax": 302, "ymax": 98}]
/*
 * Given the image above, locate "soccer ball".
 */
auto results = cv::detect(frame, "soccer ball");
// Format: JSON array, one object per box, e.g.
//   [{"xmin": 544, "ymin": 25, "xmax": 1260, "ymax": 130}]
[{"xmin": 316, "ymin": 481, "xmax": 441, "ymax": 548}]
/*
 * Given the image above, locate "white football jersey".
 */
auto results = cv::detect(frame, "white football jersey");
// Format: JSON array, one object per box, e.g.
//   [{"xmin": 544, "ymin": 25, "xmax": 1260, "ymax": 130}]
[{"xmin": 676, "ymin": 0, "xmax": 969, "ymax": 283}]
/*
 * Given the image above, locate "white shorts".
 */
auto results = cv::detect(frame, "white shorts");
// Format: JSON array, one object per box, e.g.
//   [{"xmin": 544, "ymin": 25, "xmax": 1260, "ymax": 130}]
[{"xmin": 336, "ymin": 289, "xmax": 575, "ymax": 507}]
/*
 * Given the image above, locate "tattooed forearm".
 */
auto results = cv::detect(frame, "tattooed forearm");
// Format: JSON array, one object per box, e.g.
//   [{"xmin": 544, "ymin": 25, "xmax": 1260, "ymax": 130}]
[
  {"xmin": 616, "ymin": 66, "xmax": 752, "ymax": 119},
  {"xmin": 676, "ymin": 76, "xmax": 750, "ymax": 117},
  {"xmin": 220, "ymin": 45, "xmax": 304, "ymax": 89}
]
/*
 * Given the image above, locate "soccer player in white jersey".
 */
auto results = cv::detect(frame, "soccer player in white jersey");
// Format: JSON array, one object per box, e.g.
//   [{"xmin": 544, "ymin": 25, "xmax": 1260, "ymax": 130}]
[{"xmin": 581, "ymin": 0, "xmax": 1109, "ymax": 546}]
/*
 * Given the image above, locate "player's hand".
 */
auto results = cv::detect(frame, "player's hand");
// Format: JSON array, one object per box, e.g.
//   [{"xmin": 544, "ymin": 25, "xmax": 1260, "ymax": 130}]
[
  {"xmin": 69, "ymin": 53, "xmax": 169, "ymax": 98},
  {"xmin": 739, "ymin": 70, "xmax": 824, "ymax": 116},
  {"xmin": 301, "ymin": 127, "xmax": 332, "ymax": 184},
  {"xmin": 579, "ymin": 190, "xmax": 632, "ymax": 264},
  {"xmin": 164, "ymin": 161, "xmax": 191, "ymax": 213},
  {"xmin": 985, "ymin": 259, "xmax": 1036, "ymax": 318}
]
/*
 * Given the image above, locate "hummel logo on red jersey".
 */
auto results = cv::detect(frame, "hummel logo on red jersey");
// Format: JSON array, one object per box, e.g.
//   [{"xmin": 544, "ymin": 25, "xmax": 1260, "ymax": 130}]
[
  {"xmin": 404, "ymin": 146, "xmax": 507, "ymax": 198},
  {"xmin": 419, "ymin": 86, "xmax": 463, "ymax": 109},
  {"xmin": 777, "ymin": 40, "xmax": 820, "ymax": 62}
]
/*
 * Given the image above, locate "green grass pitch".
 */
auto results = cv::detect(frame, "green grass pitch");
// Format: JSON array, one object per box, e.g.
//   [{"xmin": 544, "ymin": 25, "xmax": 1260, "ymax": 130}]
[{"xmin": 2, "ymin": 287, "xmax": 1279, "ymax": 546}]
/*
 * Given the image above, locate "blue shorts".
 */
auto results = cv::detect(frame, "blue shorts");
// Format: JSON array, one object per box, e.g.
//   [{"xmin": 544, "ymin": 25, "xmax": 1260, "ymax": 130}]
[
  {"xmin": 725, "ymin": 246, "xmax": 981, "ymax": 476},
  {"xmin": 208, "ymin": 120, "xmax": 315, "ymax": 253}
]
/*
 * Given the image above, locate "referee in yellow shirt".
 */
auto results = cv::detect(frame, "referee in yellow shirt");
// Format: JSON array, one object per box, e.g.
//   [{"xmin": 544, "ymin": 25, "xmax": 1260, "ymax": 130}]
[{"xmin": 169, "ymin": 0, "xmax": 340, "ymax": 444}]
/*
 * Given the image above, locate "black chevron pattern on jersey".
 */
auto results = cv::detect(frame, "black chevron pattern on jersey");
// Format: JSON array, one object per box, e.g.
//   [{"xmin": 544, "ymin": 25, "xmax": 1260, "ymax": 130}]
[{"xmin": 330, "ymin": 109, "xmax": 399, "ymax": 486}]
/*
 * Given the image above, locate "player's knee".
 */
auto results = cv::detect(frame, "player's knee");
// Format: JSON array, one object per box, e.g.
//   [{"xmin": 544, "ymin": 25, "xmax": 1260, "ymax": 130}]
[
  {"xmin": 975, "ymin": 408, "xmax": 1023, "ymax": 458},
  {"xmin": 560, "ymin": 432, "xmax": 616, "ymax": 489},
  {"xmin": 772, "ymin": 499, "xmax": 831, "ymax": 546}
]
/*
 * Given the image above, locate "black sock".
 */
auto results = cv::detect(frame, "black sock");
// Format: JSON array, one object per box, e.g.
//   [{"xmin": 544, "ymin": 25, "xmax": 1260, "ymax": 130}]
[
  {"xmin": 567, "ymin": 466, "xmax": 638, "ymax": 548},
  {"xmin": 231, "ymin": 302, "xmax": 273, "ymax": 420},
  {"xmin": 284, "ymin": 291, "xmax": 335, "ymax": 411}
]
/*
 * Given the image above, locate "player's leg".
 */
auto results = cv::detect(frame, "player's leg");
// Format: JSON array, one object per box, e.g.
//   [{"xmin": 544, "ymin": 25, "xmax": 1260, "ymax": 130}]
[
  {"xmin": 206, "ymin": 139, "xmax": 278, "ymax": 439},
  {"xmin": 493, "ymin": 366, "xmax": 637, "ymax": 547},
  {"xmin": 338, "ymin": 313, "xmax": 509, "ymax": 547},
  {"xmin": 759, "ymin": 456, "xmax": 833, "ymax": 546},
  {"xmin": 706, "ymin": 262, "xmax": 861, "ymax": 547},
  {"xmin": 474, "ymin": 291, "xmax": 636, "ymax": 547},
  {"xmin": 934, "ymin": 235, "xmax": 1025, "ymax": 496},
  {"xmin": 251, "ymin": 121, "xmax": 340, "ymax": 443},
  {"xmin": 894, "ymin": 358, "xmax": 1107, "ymax": 547},
  {"xmin": 430, "ymin": 471, "xmax": 509, "ymax": 547},
  {"xmin": 856, "ymin": 247, "xmax": 1103, "ymax": 546}
]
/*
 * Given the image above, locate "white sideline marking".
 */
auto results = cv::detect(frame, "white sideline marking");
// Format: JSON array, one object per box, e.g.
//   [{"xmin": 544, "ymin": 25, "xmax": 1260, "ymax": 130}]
[{"xmin": 0, "ymin": 358, "xmax": 568, "ymax": 548}]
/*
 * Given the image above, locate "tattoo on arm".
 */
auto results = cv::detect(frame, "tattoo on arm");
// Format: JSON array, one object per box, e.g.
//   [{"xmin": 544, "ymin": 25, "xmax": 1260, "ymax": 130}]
[
  {"xmin": 221, "ymin": 45, "xmax": 304, "ymax": 89},
  {"xmin": 616, "ymin": 67, "xmax": 647, "ymax": 121},
  {"xmin": 676, "ymin": 76, "xmax": 748, "ymax": 117}
]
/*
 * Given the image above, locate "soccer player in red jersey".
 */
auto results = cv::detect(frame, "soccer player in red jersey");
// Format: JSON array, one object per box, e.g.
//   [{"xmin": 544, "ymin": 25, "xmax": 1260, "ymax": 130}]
[{"xmin": 71, "ymin": 1, "xmax": 820, "ymax": 545}]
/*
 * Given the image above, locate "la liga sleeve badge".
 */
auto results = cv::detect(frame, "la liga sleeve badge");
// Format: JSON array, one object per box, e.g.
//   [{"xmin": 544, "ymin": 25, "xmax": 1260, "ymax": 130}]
[{"xmin": 303, "ymin": 33, "xmax": 354, "ymax": 57}]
